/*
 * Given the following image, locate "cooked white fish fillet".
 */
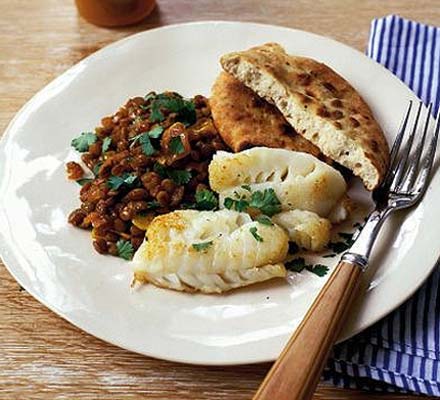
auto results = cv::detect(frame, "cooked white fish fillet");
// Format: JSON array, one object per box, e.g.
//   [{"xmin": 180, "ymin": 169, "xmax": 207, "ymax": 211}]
[
  {"xmin": 328, "ymin": 194, "xmax": 353, "ymax": 224},
  {"xmin": 209, "ymin": 147, "xmax": 347, "ymax": 218},
  {"xmin": 272, "ymin": 209, "xmax": 331, "ymax": 251},
  {"xmin": 132, "ymin": 209, "xmax": 289, "ymax": 293}
]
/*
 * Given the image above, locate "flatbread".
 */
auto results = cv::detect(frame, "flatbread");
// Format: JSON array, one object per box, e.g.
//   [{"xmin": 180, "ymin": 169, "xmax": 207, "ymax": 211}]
[
  {"xmin": 220, "ymin": 43, "xmax": 389, "ymax": 190},
  {"xmin": 210, "ymin": 72, "xmax": 322, "ymax": 158}
]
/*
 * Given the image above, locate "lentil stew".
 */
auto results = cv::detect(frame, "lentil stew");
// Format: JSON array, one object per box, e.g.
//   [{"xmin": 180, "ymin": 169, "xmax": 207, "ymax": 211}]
[{"xmin": 66, "ymin": 91, "xmax": 228, "ymax": 259}]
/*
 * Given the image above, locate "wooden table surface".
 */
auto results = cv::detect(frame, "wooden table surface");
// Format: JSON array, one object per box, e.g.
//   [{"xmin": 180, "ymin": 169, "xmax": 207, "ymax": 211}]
[{"xmin": 1, "ymin": 1, "xmax": 440, "ymax": 399}]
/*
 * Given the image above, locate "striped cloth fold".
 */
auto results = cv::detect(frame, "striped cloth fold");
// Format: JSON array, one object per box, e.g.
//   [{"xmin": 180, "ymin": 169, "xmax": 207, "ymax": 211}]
[{"xmin": 323, "ymin": 15, "xmax": 440, "ymax": 396}]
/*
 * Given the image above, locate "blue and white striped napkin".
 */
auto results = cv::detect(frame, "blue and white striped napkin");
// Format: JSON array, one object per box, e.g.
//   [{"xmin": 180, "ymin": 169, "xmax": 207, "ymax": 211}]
[{"xmin": 323, "ymin": 15, "xmax": 440, "ymax": 395}]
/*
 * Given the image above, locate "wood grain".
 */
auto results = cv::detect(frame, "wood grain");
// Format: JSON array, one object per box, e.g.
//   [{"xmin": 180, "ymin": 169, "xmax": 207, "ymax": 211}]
[
  {"xmin": 254, "ymin": 262, "xmax": 362, "ymax": 400},
  {"xmin": 1, "ymin": 1, "xmax": 440, "ymax": 399}
]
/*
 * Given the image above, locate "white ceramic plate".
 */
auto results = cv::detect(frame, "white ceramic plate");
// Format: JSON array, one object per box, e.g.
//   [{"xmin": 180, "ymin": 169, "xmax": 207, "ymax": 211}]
[{"xmin": 1, "ymin": 21, "xmax": 439, "ymax": 365}]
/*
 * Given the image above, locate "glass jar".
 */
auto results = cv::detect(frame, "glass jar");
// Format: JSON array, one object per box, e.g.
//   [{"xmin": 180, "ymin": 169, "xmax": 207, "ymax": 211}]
[{"xmin": 75, "ymin": 0, "xmax": 156, "ymax": 27}]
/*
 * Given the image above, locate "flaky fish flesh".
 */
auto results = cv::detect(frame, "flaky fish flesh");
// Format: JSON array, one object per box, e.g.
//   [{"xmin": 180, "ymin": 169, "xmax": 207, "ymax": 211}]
[
  {"xmin": 209, "ymin": 147, "xmax": 347, "ymax": 218},
  {"xmin": 132, "ymin": 209, "xmax": 289, "ymax": 293},
  {"xmin": 272, "ymin": 209, "xmax": 331, "ymax": 251}
]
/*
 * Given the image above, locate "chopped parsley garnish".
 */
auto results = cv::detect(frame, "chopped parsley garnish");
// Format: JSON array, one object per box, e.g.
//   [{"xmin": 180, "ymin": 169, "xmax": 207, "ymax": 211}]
[
  {"xmin": 224, "ymin": 197, "xmax": 234, "ymax": 210},
  {"xmin": 167, "ymin": 169, "xmax": 192, "ymax": 185},
  {"xmin": 327, "ymin": 232, "xmax": 355, "ymax": 254},
  {"xmin": 224, "ymin": 195, "xmax": 249, "ymax": 212},
  {"xmin": 71, "ymin": 132, "xmax": 97, "ymax": 152},
  {"xmin": 107, "ymin": 173, "xmax": 138, "ymax": 191},
  {"xmin": 149, "ymin": 93, "xmax": 196, "ymax": 126},
  {"xmin": 288, "ymin": 242, "xmax": 299, "ymax": 255},
  {"xmin": 92, "ymin": 162, "xmax": 102, "ymax": 176},
  {"xmin": 249, "ymin": 188, "xmax": 281, "ymax": 216},
  {"xmin": 148, "ymin": 126, "xmax": 164, "ymax": 139},
  {"xmin": 307, "ymin": 264, "xmax": 329, "ymax": 277},
  {"xmin": 144, "ymin": 92, "xmax": 156, "ymax": 102},
  {"xmin": 153, "ymin": 162, "xmax": 167, "ymax": 177},
  {"xmin": 102, "ymin": 137, "xmax": 112, "ymax": 153},
  {"xmin": 255, "ymin": 215, "xmax": 273, "ymax": 226},
  {"xmin": 153, "ymin": 163, "xmax": 192, "ymax": 185},
  {"xmin": 195, "ymin": 189, "xmax": 218, "ymax": 210},
  {"xmin": 139, "ymin": 133, "xmax": 156, "ymax": 156},
  {"xmin": 286, "ymin": 257, "xmax": 306, "ymax": 272},
  {"xmin": 150, "ymin": 105, "xmax": 164, "ymax": 122},
  {"xmin": 249, "ymin": 226, "xmax": 263, "ymax": 242},
  {"xmin": 192, "ymin": 241, "xmax": 213, "ymax": 252},
  {"xmin": 223, "ymin": 188, "xmax": 281, "ymax": 216},
  {"xmin": 286, "ymin": 258, "xmax": 329, "ymax": 277},
  {"xmin": 76, "ymin": 178, "xmax": 93, "ymax": 186},
  {"xmin": 328, "ymin": 241, "xmax": 351, "ymax": 253},
  {"xmin": 116, "ymin": 239, "xmax": 134, "ymax": 260},
  {"xmin": 129, "ymin": 126, "xmax": 164, "ymax": 155},
  {"xmin": 169, "ymin": 136, "xmax": 185, "ymax": 154}
]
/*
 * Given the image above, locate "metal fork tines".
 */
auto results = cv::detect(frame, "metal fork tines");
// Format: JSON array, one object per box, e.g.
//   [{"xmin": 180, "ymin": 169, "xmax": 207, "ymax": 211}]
[
  {"xmin": 385, "ymin": 101, "xmax": 440, "ymax": 204},
  {"xmin": 343, "ymin": 101, "xmax": 440, "ymax": 268}
]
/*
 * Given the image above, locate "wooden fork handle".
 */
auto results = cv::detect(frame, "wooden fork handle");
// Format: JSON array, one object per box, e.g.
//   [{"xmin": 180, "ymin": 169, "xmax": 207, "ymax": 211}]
[{"xmin": 253, "ymin": 260, "xmax": 362, "ymax": 400}]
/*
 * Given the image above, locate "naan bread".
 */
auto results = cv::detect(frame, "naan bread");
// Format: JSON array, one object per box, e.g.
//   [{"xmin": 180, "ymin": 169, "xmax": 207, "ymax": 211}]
[
  {"xmin": 210, "ymin": 71, "xmax": 321, "ymax": 157},
  {"xmin": 209, "ymin": 147, "xmax": 347, "ymax": 218},
  {"xmin": 132, "ymin": 209, "xmax": 288, "ymax": 293},
  {"xmin": 220, "ymin": 43, "xmax": 389, "ymax": 190}
]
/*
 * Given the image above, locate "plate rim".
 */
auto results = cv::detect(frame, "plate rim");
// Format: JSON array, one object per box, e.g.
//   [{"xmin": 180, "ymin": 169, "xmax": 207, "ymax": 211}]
[{"xmin": 1, "ymin": 20, "xmax": 438, "ymax": 366}]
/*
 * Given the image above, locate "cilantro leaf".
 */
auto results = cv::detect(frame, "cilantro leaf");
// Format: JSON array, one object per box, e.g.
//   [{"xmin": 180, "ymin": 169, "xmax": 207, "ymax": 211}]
[
  {"xmin": 192, "ymin": 241, "xmax": 213, "ymax": 252},
  {"xmin": 224, "ymin": 198, "xmax": 234, "ymax": 210},
  {"xmin": 129, "ymin": 127, "xmax": 163, "ymax": 152},
  {"xmin": 149, "ymin": 94, "xmax": 196, "ymax": 126},
  {"xmin": 153, "ymin": 162, "xmax": 167, "ymax": 178},
  {"xmin": 76, "ymin": 178, "xmax": 93, "ymax": 186},
  {"xmin": 92, "ymin": 162, "xmax": 102, "ymax": 177},
  {"xmin": 223, "ymin": 188, "xmax": 281, "ymax": 216},
  {"xmin": 102, "ymin": 137, "xmax": 112, "ymax": 153},
  {"xmin": 71, "ymin": 132, "xmax": 97, "ymax": 152},
  {"xmin": 148, "ymin": 126, "xmax": 164, "ymax": 139},
  {"xmin": 139, "ymin": 133, "xmax": 156, "ymax": 156},
  {"xmin": 169, "ymin": 136, "xmax": 185, "ymax": 154},
  {"xmin": 150, "ymin": 106, "xmax": 164, "ymax": 122},
  {"xmin": 255, "ymin": 215, "xmax": 273, "ymax": 226},
  {"xmin": 306, "ymin": 264, "xmax": 329, "ymax": 277},
  {"xmin": 107, "ymin": 173, "xmax": 138, "ymax": 191},
  {"xmin": 116, "ymin": 239, "xmax": 134, "ymax": 260},
  {"xmin": 195, "ymin": 189, "xmax": 218, "ymax": 210},
  {"xmin": 249, "ymin": 226, "xmax": 263, "ymax": 242},
  {"xmin": 285, "ymin": 257, "xmax": 306, "ymax": 272},
  {"xmin": 153, "ymin": 163, "xmax": 191, "ymax": 185},
  {"xmin": 223, "ymin": 196, "xmax": 250, "ymax": 212},
  {"xmin": 167, "ymin": 169, "xmax": 192, "ymax": 185},
  {"xmin": 288, "ymin": 242, "xmax": 299, "ymax": 255},
  {"xmin": 249, "ymin": 189, "xmax": 281, "ymax": 217},
  {"xmin": 328, "ymin": 241, "xmax": 351, "ymax": 253},
  {"xmin": 144, "ymin": 92, "xmax": 156, "ymax": 102}
]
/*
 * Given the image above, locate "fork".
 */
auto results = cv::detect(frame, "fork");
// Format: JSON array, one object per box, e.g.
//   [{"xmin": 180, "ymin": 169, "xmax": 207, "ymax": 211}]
[{"xmin": 253, "ymin": 101, "xmax": 440, "ymax": 400}]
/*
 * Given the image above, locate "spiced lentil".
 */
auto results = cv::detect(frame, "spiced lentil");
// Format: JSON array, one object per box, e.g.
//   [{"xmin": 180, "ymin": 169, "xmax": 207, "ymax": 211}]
[{"xmin": 67, "ymin": 92, "xmax": 228, "ymax": 258}]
